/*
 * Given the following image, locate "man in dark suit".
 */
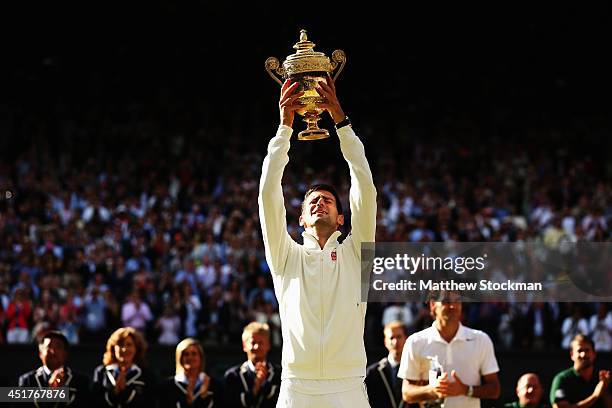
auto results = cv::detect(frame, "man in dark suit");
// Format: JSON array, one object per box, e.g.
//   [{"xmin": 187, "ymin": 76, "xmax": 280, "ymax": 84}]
[
  {"xmin": 224, "ymin": 322, "xmax": 281, "ymax": 408},
  {"xmin": 366, "ymin": 321, "xmax": 409, "ymax": 408},
  {"xmin": 18, "ymin": 330, "xmax": 90, "ymax": 407}
]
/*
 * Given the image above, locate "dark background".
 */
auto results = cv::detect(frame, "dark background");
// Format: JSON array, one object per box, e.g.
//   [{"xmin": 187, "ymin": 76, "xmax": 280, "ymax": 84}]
[{"xmin": 3, "ymin": 3, "xmax": 612, "ymax": 156}]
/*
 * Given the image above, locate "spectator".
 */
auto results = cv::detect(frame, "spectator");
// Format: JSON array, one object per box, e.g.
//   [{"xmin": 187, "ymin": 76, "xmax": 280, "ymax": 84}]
[
  {"xmin": 247, "ymin": 275, "xmax": 277, "ymax": 312},
  {"xmin": 58, "ymin": 289, "xmax": 82, "ymax": 344},
  {"xmin": 589, "ymin": 304, "xmax": 612, "ymax": 352},
  {"xmin": 18, "ymin": 330, "xmax": 90, "ymax": 406},
  {"xmin": 561, "ymin": 304, "xmax": 590, "ymax": 349},
  {"xmin": 156, "ymin": 305, "xmax": 181, "ymax": 346},
  {"xmin": 366, "ymin": 321, "xmax": 409, "ymax": 408},
  {"xmin": 180, "ymin": 282, "xmax": 201, "ymax": 339},
  {"xmin": 82, "ymin": 286, "xmax": 107, "ymax": 342},
  {"xmin": 120, "ymin": 290, "xmax": 153, "ymax": 334},
  {"xmin": 158, "ymin": 338, "xmax": 222, "ymax": 407},
  {"xmin": 6, "ymin": 288, "xmax": 32, "ymax": 343},
  {"xmin": 219, "ymin": 279, "xmax": 248, "ymax": 344},
  {"xmin": 505, "ymin": 373, "xmax": 549, "ymax": 408},
  {"xmin": 224, "ymin": 322, "xmax": 281, "ymax": 408},
  {"xmin": 550, "ymin": 334, "xmax": 611, "ymax": 408},
  {"xmin": 92, "ymin": 327, "xmax": 154, "ymax": 408}
]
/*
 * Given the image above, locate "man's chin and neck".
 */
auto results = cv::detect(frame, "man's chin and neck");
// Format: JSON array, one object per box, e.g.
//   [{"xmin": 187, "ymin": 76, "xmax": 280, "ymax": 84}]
[
  {"xmin": 575, "ymin": 361, "xmax": 594, "ymax": 373},
  {"xmin": 305, "ymin": 223, "xmax": 339, "ymax": 242}
]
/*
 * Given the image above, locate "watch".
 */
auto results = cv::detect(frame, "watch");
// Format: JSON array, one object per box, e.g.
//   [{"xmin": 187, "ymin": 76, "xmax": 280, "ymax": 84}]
[
  {"xmin": 334, "ymin": 116, "xmax": 352, "ymax": 129},
  {"xmin": 467, "ymin": 385, "xmax": 474, "ymax": 398}
]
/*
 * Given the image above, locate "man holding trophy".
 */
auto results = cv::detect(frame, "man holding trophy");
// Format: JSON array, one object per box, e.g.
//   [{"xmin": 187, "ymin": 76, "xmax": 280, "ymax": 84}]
[{"xmin": 260, "ymin": 31, "xmax": 376, "ymax": 408}]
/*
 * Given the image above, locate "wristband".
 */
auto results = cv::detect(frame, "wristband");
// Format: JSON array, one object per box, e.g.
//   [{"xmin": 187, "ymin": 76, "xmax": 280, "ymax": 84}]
[{"xmin": 334, "ymin": 116, "xmax": 351, "ymax": 129}]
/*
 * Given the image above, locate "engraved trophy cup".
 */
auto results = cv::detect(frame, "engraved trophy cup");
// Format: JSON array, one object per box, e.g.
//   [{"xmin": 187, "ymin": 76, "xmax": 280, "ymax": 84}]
[{"xmin": 265, "ymin": 29, "xmax": 346, "ymax": 140}]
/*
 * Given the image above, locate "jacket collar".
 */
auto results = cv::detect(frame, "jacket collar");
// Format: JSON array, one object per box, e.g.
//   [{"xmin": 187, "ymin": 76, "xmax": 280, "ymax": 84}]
[
  {"xmin": 36, "ymin": 366, "xmax": 73, "ymax": 387},
  {"xmin": 105, "ymin": 364, "xmax": 142, "ymax": 386},
  {"xmin": 238, "ymin": 361, "xmax": 275, "ymax": 390},
  {"xmin": 35, "ymin": 367, "xmax": 47, "ymax": 387},
  {"xmin": 302, "ymin": 230, "xmax": 341, "ymax": 250},
  {"xmin": 174, "ymin": 372, "xmax": 206, "ymax": 396}
]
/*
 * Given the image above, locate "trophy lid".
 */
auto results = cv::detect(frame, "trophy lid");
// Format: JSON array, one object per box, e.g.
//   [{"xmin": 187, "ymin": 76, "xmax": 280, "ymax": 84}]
[{"xmin": 282, "ymin": 30, "xmax": 332, "ymax": 76}]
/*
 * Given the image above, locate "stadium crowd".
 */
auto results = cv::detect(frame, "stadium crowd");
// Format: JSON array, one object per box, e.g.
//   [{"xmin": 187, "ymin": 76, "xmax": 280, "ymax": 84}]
[{"xmin": 0, "ymin": 97, "xmax": 610, "ymax": 350}]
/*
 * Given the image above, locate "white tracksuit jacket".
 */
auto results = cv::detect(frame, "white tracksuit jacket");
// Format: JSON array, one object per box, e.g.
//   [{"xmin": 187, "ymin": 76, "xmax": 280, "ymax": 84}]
[{"xmin": 258, "ymin": 124, "xmax": 376, "ymax": 380}]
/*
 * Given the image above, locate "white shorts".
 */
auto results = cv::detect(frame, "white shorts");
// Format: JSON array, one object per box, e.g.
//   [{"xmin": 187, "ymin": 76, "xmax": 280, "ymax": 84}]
[{"xmin": 276, "ymin": 378, "xmax": 371, "ymax": 408}]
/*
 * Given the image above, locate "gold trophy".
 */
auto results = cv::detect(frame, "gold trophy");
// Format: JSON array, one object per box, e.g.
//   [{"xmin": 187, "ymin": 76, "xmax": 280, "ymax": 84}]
[{"xmin": 265, "ymin": 29, "xmax": 346, "ymax": 140}]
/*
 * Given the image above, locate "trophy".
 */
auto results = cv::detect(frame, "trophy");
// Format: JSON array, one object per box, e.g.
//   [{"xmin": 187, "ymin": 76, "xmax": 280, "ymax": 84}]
[{"xmin": 265, "ymin": 29, "xmax": 346, "ymax": 140}]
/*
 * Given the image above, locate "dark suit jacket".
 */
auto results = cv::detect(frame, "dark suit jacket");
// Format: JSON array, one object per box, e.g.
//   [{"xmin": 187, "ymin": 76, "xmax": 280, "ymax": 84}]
[
  {"xmin": 223, "ymin": 361, "xmax": 281, "ymax": 408},
  {"xmin": 365, "ymin": 358, "xmax": 406, "ymax": 408},
  {"xmin": 91, "ymin": 364, "xmax": 154, "ymax": 408},
  {"xmin": 157, "ymin": 375, "xmax": 222, "ymax": 408},
  {"xmin": 18, "ymin": 365, "xmax": 90, "ymax": 408}
]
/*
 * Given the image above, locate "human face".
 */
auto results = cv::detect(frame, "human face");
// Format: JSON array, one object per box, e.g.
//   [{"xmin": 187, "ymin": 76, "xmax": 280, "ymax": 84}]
[
  {"xmin": 430, "ymin": 292, "xmax": 462, "ymax": 324},
  {"xmin": 39, "ymin": 337, "xmax": 67, "ymax": 371},
  {"xmin": 570, "ymin": 340, "xmax": 596, "ymax": 371},
  {"xmin": 299, "ymin": 190, "xmax": 344, "ymax": 230},
  {"xmin": 114, "ymin": 335, "xmax": 137, "ymax": 367},
  {"xmin": 243, "ymin": 332, "xmax": 270, "ymax": 364},
  {"xmin": 384, "ymin": 326, "xmax": 407, "ymax": 361},
  {"xmin": 516, "ymin": 374, "xmax": 543, "ymax": 407},
  {"xmin": 181, "ymin": 344, "xmax": 202, "ymax": 373}
]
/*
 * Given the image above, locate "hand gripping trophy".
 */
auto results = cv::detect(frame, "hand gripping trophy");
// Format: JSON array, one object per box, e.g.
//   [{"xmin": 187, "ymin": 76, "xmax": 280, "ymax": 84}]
[{"xmin": 265, "ymin": 29, "xmax": 346, "ymax": 140}]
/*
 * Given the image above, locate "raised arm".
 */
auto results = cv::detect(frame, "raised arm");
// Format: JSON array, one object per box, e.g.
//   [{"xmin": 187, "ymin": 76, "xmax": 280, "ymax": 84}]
[
  {"xmin": 258, "ymin": 80, "xmax": 303, "ymax": 275},
  {"xmin": 316, "ymin": 77, "xmax": 377, "ymax": 253},
  {"xmin": 338, "ymin": 124, "xmax": 377, "ymax": 249}
]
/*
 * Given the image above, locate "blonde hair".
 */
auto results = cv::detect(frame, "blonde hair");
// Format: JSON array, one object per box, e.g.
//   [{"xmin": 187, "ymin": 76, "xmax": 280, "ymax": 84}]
[
  {"xmin": 103, "ymin": 327, "xmax": 148, "ymax": 366},
  {"xmin": 175, "ymin": 338, "xmax": 205, "ymax": 376},
  {"xmin": 570, "ymin": 334, "xmax": 595, "ymax": 351},
  {"xmin": 241, "ymin": 322, "xmax": 270, "ymax": 343}
]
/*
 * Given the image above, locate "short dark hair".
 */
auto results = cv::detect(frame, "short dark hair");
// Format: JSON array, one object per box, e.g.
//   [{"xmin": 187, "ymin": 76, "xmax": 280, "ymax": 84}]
[
  {"xmin": 38, "ymin": 330, "xmax": 69, "ymax": 351},
  {"xmin": 302, "ymin": 184, "xmax": 343, "ymax": 215},
  {"xmin": 427, "ymin": 289, "xmax": 463, "ymax": 303}
]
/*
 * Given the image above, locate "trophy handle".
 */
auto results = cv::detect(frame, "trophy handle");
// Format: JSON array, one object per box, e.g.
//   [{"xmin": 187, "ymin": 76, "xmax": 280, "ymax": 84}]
[
  {"xmin": 265, "ymin": 57, "xmax": 286, "ymax": 86},
  {"xmin": 330, "ymin": 50, "xmax": 346, "ymax": 82}
]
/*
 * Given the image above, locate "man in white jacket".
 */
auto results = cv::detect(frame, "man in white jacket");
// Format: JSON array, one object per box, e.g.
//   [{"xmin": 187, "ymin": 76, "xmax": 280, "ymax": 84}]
[{"xmin": 258, "ymin": 76, "xmax": 377, "ymax": 407}]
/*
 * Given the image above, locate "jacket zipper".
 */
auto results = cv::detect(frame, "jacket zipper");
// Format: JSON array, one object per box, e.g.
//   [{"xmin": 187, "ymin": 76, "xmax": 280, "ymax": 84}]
[{"xmin": 320, "ymin": 253, "xmax": 324, "ymax": 378}]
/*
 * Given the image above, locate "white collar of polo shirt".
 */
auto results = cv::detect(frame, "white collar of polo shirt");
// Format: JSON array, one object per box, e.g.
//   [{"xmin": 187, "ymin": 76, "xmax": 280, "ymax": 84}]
[{"xmin": 430, "ymin": 322, "xmax": 473, "ymax": 344}]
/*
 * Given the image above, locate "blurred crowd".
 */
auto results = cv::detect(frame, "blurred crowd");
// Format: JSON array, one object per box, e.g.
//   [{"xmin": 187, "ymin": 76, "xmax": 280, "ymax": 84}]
[
  {"xmin": 1, "ymin": 101, "xmax": 610, "ymax": 351},
  {"xmin": 1, "ymin": 33, "xmax": 611, "ymax": 351}
]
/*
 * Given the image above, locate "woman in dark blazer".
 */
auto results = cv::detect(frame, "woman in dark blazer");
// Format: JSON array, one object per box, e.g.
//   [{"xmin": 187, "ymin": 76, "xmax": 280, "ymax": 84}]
[
  {"xmin": 92, "ymin": 327, "xmax": 155, "ymax": 407},
  {"xmin": 158, "ymin": 338, "xmax": 222, "ymax": 407}
]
